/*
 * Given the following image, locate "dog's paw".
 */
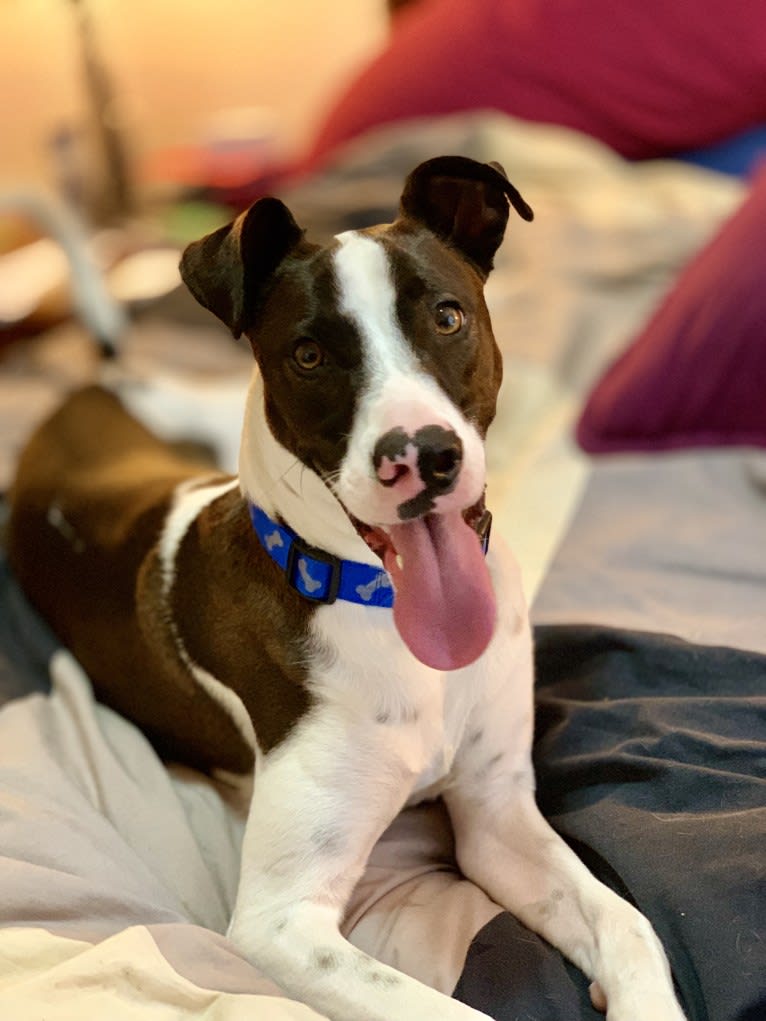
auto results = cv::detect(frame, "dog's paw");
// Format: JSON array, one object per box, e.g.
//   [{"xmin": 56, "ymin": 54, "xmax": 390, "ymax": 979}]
[{"xmin": 590, "ymin": 981, "xmax": 608, "ymax": 1013}]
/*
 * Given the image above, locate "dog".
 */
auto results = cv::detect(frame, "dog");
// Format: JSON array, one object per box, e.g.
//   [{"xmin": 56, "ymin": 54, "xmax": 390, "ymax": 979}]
[{"xmin": 7, "ymin": 156, "xmax": 686, "ymax": 1021}]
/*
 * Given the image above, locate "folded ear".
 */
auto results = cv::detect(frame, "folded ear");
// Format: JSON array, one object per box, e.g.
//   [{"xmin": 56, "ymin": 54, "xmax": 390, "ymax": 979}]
[
  {"xmin": 179, "ymin": 197, "xmax": 306, "ymax": 338},
  {"xmin": 399, "ymin": 156, "xmax": 533, "ymax": 277}
]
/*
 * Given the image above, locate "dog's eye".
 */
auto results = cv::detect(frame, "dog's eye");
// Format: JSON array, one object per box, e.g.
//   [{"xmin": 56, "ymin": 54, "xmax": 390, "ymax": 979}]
[
  {"xmin": 433, "ymin": 302, "xmax": 465, "ymax": 335},
  {"xmin": 292, "ymin": 340, "xmax": 324, "ymax": 371}
]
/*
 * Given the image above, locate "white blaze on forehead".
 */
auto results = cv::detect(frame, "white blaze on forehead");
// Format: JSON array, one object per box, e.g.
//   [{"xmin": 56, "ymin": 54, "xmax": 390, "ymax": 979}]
[
  {"xmin": 331, "ymin": 229, "xmax": 487, "ymax": 529},
  {"xmin": 332, "ymin": 231, "xmax": 418, "ymax": 379}
]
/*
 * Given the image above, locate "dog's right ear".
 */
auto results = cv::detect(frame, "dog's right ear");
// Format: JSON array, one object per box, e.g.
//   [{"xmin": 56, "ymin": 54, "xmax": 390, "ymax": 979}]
[{"xmin": 180, "ymin": 197, "xmax": 306, "ymax": 339}]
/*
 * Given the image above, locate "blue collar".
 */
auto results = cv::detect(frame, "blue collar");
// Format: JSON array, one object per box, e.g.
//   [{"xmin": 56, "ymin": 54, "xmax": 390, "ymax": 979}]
[
  {"xmin": 248, "ymin": 502, "xmax": 492, "ymax": 608},
  {"xmin": 249, "ymin": 503, "xmax": 394, "ymax": 607}
]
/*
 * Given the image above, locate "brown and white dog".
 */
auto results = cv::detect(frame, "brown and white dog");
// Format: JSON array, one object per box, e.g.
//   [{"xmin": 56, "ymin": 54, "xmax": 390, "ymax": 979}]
[{"xmin": 8, "ymin": 157, "xmax": 685, "ymax": 1021}]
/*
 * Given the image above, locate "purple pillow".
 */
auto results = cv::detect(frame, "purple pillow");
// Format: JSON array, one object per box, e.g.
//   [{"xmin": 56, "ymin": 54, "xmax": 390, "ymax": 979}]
[
  {"xmin": 577, "ymin": 166, "xmax": 766, "ymax": 454},
  {"xmin": 301, "ymin": 0, "xmax": 766, "ymax": 172}
]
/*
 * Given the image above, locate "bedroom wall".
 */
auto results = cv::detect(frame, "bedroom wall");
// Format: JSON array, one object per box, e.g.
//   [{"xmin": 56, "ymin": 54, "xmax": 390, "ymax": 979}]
[{"xmin": 0, "ymin": 0, "xmax": 388, "ymax": 190}]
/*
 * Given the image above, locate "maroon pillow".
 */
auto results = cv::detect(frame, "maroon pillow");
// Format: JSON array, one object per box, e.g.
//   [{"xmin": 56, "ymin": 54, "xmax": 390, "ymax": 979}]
[
  {"xmin": 302, "ymin": 0, "xmax": 766, "ymax": 172},
  {"xmin": 577, "ymin": 165, "xmax": 766, "ymax": 454}
]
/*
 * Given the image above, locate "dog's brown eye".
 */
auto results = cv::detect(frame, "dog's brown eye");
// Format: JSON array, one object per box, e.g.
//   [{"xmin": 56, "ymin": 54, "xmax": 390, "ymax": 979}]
[
  {"xmin": 434, "ymin": 302, "xmax": 465, "ymax": 335},
  {"xmin": 293, "ymin": 340, "xmax": 324, "ymax": 371}
]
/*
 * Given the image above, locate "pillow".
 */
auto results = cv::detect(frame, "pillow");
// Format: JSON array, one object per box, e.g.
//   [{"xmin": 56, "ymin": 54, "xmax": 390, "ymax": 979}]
[
  {"xmin": 302, "ymin": 0, "xmax": 766, "ymax": 171},
  {"xmin": 576, "ymin": 164, "xmax": 766, "ymax": 454}
]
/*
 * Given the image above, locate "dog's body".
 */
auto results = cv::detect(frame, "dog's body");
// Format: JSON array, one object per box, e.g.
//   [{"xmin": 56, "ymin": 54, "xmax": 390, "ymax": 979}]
[{"xmin": 8, "ymin": 158, "xmax": 685, "ymax": 1021}]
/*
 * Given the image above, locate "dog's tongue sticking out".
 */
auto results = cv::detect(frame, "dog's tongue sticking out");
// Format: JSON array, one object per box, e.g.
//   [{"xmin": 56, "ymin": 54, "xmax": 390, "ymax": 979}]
[{"xmin": 383, "ymin": 510, "xmax": 496, "ymax": 671}]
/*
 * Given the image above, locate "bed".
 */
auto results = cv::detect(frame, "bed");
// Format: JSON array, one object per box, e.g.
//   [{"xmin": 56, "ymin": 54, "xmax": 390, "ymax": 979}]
[{"xmin": 1, "ymin": 104, "xmax": 764, "ymax": 1020}]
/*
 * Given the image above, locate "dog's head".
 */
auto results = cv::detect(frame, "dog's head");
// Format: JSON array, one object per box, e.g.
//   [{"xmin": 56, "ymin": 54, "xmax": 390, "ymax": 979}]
[{"xmin": 180, "ymin": 156, "xmax": 533, "ymax": 670}]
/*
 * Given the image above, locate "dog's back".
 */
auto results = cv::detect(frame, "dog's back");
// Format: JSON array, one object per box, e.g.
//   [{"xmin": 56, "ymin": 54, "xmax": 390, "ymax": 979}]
[
  {"xmin": 9, "ymin": 384, "xmax": 202, "ymax": 614},
  {"xmin": 8, "ymin": 386, "xmax": 258, "ymax": 770}
]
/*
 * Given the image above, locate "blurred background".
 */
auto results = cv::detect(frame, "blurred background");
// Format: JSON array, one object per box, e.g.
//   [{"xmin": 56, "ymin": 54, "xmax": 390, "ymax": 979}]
[
  {"xmin": 0, "ymin": 0, "xmax": 395, "ymax": 354},
  {"xmin": 1, "ymin": 0, "xmax": 387, "ymax": 200}
]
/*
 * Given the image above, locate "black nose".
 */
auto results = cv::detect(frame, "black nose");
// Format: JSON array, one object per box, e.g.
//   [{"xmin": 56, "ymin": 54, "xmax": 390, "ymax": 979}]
[{"xmin": 416, "ymin": 425, "xmax": 463, "ymax": 492}]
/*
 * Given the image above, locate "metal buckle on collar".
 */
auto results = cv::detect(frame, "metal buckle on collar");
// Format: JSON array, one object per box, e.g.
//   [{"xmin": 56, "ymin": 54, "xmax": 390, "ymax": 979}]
[{"xmin": 285, "ymin": 535, "xmax": 342, "ymax": 605}]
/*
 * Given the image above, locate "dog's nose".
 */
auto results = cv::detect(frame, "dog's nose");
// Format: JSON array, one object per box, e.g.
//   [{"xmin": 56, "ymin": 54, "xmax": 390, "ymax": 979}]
[
  {"xmin": 417, "ymin": 426, "xmax": 463, "ymax": 491},
  {"xmin": 373, "ymin": 425, "xmax": 463, "ymax": 493}
]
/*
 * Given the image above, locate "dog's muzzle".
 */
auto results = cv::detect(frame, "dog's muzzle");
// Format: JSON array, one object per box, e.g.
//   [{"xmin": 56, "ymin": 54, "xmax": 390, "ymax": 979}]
[
  {"xmin": 373, "ymin": 424, "xmax": 463, "ymax": 520},
  {"xmin": 337, "ymin": 422, "xmax": 496, "ymax": 672}
]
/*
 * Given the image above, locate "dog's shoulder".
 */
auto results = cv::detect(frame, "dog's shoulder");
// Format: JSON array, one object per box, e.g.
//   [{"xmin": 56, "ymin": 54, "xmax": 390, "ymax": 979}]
[{"xmin": 154, "ymin": 482, "xmax": 318, "ymax": 758}]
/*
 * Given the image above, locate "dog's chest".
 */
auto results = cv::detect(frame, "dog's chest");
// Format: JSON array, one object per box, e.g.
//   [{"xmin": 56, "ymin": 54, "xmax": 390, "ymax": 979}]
[{"xmin": 308, "ymin": 600, "xmax": 478, "ymax": 800}]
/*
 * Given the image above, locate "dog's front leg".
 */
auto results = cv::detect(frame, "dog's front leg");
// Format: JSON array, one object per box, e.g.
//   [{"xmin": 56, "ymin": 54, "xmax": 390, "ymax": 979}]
[
  {"xmin": 444, "ymin": 616, "xmax": 686, "ymax": 1020},
  {"xmin": 228, "ymin": 711, "xmax": 492, "ymax": 1021},
  {"xmin": 448, "ymin": 781, "xmax": 686, "ymax": 1020}
]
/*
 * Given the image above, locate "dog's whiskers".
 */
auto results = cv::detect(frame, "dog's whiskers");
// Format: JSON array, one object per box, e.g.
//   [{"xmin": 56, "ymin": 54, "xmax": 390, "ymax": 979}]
[{"xmin": 319, "ymin": 466, "xmax": 343, "ymax": 494}]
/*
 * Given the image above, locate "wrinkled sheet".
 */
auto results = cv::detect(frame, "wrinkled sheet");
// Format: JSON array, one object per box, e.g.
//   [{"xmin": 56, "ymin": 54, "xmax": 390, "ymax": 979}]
[
  {"xmin": 523, "ymin": 448, "xmax": 766, "ymax": 1020},
  {"xmin": 0, "ymin": 571, "xmax": 504, "ymax": 1017}
]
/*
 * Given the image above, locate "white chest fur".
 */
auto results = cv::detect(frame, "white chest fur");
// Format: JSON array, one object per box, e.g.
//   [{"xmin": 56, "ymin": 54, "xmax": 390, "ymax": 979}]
[{"xmin": 303, "ymin": 538, "xmax": 530, "ymax": 807}]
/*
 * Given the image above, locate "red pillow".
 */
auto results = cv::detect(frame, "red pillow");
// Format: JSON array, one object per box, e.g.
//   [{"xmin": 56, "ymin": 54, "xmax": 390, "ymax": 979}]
[
  {"xmin": 577, "ymin": 165, "xmax": 766, "ymax": 454},
  {"xmin": 302, "ymin": 0, "xmax": 766, "ymax": 171}
]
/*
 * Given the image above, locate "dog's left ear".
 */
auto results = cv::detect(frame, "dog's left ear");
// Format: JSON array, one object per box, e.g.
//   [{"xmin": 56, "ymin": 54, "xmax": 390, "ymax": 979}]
[
  {"xmin": 180, "ymin": 197, "xmax": 307, "ymax": 339},
  {"xmin": 399, "ymin": 156, "xmax": 533, "ymax": 277}
]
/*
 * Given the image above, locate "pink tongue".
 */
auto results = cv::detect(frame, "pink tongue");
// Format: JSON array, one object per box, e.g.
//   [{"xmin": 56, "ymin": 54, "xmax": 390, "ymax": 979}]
[{"xmin": 383, "ymin": 510, "xmax": 496, "ymax": 671}]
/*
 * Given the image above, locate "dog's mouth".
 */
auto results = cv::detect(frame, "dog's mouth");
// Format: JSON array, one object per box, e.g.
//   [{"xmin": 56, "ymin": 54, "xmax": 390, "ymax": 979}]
[{"xmin": 347, "ymin": 498, "xmax": 496, "ymax": 671}]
